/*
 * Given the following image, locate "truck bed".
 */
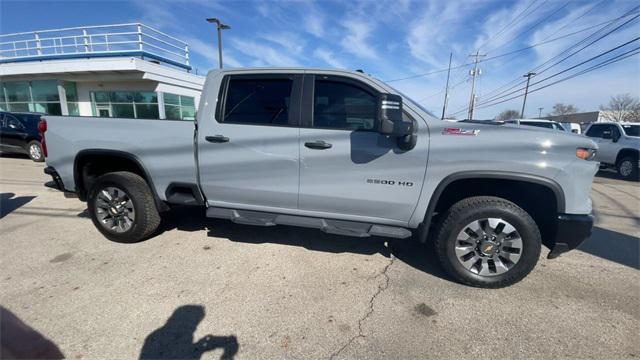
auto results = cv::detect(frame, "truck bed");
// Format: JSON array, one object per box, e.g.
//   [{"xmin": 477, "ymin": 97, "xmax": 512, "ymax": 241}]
[{"xmin": 44, "ymin": 116, "xmax": 197, "ymax": 200}]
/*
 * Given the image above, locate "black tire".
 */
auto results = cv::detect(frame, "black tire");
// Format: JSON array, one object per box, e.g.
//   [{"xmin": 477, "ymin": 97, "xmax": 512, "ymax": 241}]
[
  {"xmin": 27, "ymin": 140, "xmax": 44, "ymax": 162},
  {"xmin": 87, "ymin": 172, "xmax": 160, "ymax": 243},
  {"xmin": 616, "ymin": 156, "xmax": 639, "ymax": 181},
  {"xmin": 434, "ymin": 196, "xmax": 541, "ymax": 288}
]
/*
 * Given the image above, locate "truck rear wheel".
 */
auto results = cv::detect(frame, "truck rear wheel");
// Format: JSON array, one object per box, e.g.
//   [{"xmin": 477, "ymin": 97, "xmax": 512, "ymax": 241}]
[
  {"xmin": 87, "ymin": 172, "xmax": 160, "ymax": 243},
  {"xmin": 434, "ymin": 196, "xmax": 541, "ymax": 288}
]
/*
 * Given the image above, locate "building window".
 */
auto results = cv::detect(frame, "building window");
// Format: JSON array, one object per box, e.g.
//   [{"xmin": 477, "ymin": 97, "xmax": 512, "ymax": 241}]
[
  {"xmin": 65, "ymin": 82, "xmax": 80, "ymax": 116},
  {"xmin": 164, "ymin": 93, "xmax": 196, "ymax": 120},
  {"xmin": 0, "ymin": 80, "xmax": 76, "ymax": 115},
  {"xmin": 91, "ymin": 91, "xmax": 159, "ymax": 119}
]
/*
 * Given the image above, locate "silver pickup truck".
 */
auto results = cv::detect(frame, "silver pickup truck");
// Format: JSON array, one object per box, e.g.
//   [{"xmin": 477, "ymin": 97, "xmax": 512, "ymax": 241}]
[{"xmin": 41, "ymin": 68, "xmax": 598, "ymax": 288}]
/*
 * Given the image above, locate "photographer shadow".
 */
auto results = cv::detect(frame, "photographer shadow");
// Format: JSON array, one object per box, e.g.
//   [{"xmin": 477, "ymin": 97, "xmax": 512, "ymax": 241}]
[{"xmin": 139, "ymin": 305, "xmax": 238, "ymax": 360}]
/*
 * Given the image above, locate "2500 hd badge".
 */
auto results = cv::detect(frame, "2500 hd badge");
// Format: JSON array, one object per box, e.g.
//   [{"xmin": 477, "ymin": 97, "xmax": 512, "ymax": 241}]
[{"xmin": 367, "ymin": 178, "xmax": 414, "ymax": 186}]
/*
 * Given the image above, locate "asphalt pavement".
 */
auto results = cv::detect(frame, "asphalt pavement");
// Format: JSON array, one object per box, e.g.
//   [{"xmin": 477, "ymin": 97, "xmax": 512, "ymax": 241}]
[{"xmin": 0, "ymin": 154, "xmax": 638, "ymax": 359}]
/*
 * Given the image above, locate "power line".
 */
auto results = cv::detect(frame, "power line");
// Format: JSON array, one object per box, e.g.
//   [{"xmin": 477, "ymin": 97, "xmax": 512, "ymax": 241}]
[
  {"xmin": 384, "ymin": 9, "xmax": 637, "ymax": 83},
  {"xmin": 474, "ymin": 48, "xmax": 640, "ymax": 112},
  {"xmin": 474, "ymin": 43, "xmax": 640, "ymax": 110},
  {"xmin": 447, "ymin": 42, "xmax": 638, "ymax": 117},
  {"xmin": 478, "ymin": 5, "xmax": 639, "ymax": 100},
  {"xmin": 478, "ymin": 0, "xmax": 542, "ymax": 50},
  {"xmin": 485, "ymin": 1, "xmax": 570, "ymax": 54},
  {"xmin": 478, "ymin": 17, "xmax": 640, "ymax": 106},
  {"xmin": 479, "ymin": 9, "xmax": 639, "ymax": 104}
]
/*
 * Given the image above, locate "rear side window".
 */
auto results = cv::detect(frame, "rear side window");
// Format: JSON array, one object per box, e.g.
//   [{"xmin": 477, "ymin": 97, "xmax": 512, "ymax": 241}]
[
  {"xmin": 313, "ymin": 80, "xmax": 377, "ymax": 131},
  {"xmin": 586, "ymin": 125, "xmax": 605, "ymax": 138},
  {"xmin": 622, "ymin": 125, "xmax": 640, "ymax": 137},
  {"xmin": 221, "ymin": 78, "xmax": 292, "ymax": 125}
]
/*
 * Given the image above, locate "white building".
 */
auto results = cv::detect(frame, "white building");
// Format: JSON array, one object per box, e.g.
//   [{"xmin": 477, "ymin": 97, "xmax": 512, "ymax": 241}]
[{"xmin": 0, "ymin": 23, "xmax": 204, "ymax": 120}]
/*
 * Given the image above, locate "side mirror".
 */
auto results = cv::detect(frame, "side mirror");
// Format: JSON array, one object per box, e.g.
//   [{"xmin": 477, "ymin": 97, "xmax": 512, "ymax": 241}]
[{"xmin": 377, "ymin": 94, "xmax": 413, "ymax": 136}]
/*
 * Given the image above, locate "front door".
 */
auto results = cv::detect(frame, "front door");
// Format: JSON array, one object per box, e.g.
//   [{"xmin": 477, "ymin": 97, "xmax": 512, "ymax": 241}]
[
  {"xmin": 298, "ymin": 75, "xmax": 428, "ymax": 224},
  {"xmin": 198, "ymin": 73, "xmax": 302, "ymax": 211},
  {"xmin": 0, "ymin": 113, "xmax": 28, "ymax": 150},
  {"xmin": 587, "ymin": 124, "xmax": 618, "ymax": 164}
]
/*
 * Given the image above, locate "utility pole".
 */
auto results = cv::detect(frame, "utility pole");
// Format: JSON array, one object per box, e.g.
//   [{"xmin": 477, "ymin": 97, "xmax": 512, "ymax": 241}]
[
  {"xmin": 206, "ymin": 18, "xmax": 231, "ymax": 68},
  {"xmin": 441, "ymin": 52, "xmax": 452, "ymax": 120},
  {"xmin": 520, "ymin": 72, "xmax": 536, "ymax": 118},
  {"xmin": 467, "ymin": 50, "xmax": 485, "ymax": 120},
  {"xmin": 538, "ymin": 107, "xmax": 543, "ymax": 118}
]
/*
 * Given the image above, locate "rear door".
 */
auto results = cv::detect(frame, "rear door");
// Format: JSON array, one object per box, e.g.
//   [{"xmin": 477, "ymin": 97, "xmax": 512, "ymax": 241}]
[
  {"xmin": 297, "ymin": 74, "xmax": 427, "ymax": 224},
  {"xmin": 197, "ymin": 73, "xmax": 302, "ymax": 211}
]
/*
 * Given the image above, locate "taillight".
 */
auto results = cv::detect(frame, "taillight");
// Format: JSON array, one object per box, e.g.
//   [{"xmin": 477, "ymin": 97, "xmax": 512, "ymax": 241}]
[{"xmin": 38, "ymin": 118, "xmax": 48, "ymax": 158}]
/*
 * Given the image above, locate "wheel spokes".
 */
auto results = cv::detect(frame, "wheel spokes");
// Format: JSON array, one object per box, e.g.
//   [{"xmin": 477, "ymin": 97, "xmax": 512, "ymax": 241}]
[
  {"xmin": 454, "ymin": 217, "xmax": 524, "ymax": 277},
  {"xmin": 94, "ymin": 186, "xmax": 135, "ymax": 233}
]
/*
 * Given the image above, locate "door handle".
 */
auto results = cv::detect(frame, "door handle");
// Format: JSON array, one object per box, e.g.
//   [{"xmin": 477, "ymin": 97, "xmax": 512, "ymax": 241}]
[
  {"xmin": 304, "ymin": 140, "xmax": 332, "ymax": 150},
  {"xmin": 205, "ymin": 135, "xmax": 229, "ymax": 143}
]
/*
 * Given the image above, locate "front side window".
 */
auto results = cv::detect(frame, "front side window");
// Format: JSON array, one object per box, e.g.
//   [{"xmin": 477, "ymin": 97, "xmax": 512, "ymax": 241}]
[
  {"xmin": 221, "ymin": 78, "xmax": 292, "ymax": 125},
  {"xmin": 586, "ymin": 125, "xmax": 605, "ymax": 138},
  {"xmin": 313, "ymin": 80, "xmax": 376, "ymax": 131}
]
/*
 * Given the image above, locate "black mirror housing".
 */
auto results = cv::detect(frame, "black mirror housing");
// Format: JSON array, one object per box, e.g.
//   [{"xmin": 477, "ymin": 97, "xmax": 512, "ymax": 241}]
[{"xmin": 377, "ymin": 93, "xmax": 413, "ymax": 136}]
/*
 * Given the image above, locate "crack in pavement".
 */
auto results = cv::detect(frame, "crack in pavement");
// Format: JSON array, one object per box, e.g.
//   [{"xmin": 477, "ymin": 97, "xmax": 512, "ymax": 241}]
[{"xmin": 328, "ymin": 254, "xmax": 395, "ymax": 360}]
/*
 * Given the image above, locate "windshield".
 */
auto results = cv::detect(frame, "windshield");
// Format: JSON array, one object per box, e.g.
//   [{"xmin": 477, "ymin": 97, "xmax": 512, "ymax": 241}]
[{"xmin": 622, "ymin": 125, "xmax": 640, "ymax": 137}]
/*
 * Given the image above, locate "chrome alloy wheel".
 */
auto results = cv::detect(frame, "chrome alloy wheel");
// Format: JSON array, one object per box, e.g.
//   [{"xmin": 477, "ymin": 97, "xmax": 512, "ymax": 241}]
[
  {"xmin": 619, "ymin": 160, "xmax": 633, "ymax": 177},
  {"xmin": 454, "ymin": 218, "xmax": 523, "ymax": 276},
  {"xmin": 29, "ymin": 143, "xmax": 41, "ymax": 160},
  {"xmin": 94, "ymin": 186, "xmax": 135, "ymax": 233}
]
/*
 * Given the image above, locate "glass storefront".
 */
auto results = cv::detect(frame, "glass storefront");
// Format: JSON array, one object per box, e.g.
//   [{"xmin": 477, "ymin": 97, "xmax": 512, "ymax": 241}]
[
  {"xmin": 90, "ymin": 91, "xmax": 195, "ymax": 120},
  {"xmin": 164, "ymin": 93, "xmax": 196, "ymax": 120},
  {"xmin": 91, "ymin": 91, "xmax": 159, "ymax": 119},
  {"xmin": 0, "ymin": 80, "xmax": 78, "ymax": 115}
]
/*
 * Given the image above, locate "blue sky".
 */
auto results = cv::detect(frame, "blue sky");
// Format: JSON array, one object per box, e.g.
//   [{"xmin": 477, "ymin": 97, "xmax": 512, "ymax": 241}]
[{"xmin": 1, "ymin": 0, "xmax": 639, "ymax": 119}]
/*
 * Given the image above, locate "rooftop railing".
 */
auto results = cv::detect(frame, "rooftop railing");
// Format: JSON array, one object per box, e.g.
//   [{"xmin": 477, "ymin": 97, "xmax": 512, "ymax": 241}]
[{"xmin": 0, "ymin": 23, "xmax": 191, "ymax": 70}]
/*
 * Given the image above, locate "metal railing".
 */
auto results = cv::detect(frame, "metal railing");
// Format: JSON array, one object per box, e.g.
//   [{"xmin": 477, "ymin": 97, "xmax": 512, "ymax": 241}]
[{"xmin": 0, "ymin": 23, "xmax": 190, "ymax": 69}]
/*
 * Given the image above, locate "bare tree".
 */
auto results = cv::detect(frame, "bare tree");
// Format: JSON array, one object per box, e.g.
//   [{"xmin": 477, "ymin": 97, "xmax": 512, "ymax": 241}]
[
  {"xmin": 496, "ymin": 109, "xmax": 520, "ymax": 121},
  {"xmin": 549, "ymin": 103, "xmax": 578, "ymax": 116},
  {"xmin": 599, "ymin": 93, "xmax": 640, "ymax": 122}
]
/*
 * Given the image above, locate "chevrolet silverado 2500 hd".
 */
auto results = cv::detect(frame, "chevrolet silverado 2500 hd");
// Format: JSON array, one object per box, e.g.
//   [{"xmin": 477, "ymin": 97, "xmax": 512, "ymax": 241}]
[{"xmin": 41, "ymin": 68, "xmax": 598, "ymax": 288}]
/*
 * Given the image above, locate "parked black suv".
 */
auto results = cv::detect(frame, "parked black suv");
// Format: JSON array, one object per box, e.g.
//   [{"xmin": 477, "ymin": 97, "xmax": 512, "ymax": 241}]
[{"xmin": 0, "ymin": 111, "xmax": 45, "ymax": 162}]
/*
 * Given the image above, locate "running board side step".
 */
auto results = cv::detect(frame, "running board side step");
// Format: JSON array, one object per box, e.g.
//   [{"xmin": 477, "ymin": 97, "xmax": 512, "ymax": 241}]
[{"xmin": 206, "ymin": 207, "xmax": 412, "ymax": 239}]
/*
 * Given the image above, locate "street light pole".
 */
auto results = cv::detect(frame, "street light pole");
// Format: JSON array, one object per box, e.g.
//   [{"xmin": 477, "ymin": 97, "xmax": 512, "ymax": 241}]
[
  {"xmin": 520, "ymin": 72, "xmax": 536, "ymax": 118},
  {"xmin": 538, "ymin": 107, "xmax": 543, "ymax": 118},
  {"xmin": 206, "ymin": 18, "xmax": 231, "ymax": 68}
]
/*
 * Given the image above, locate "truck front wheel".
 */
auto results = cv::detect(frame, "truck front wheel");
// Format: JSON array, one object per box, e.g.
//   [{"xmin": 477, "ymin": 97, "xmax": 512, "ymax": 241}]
[
  {"xmin": 617, "ymin": 156, "xmax": 639, "ymax": 181},
  {"xmin": 434, "ymin": 196, "xmax": 541, "ymax": 288},
  {"xmin": 87, "ymin": 172, "xmax": 161, "ymax": 243}
]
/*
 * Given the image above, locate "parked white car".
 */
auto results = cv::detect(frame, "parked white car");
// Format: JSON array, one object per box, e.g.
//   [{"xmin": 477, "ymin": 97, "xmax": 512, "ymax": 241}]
[
  {"xmin": 584, "ymin": 122, "xmax": 640, "ymax": 180},
  {"xmin": 504, "ymin": 119, "xmax": 567, "ymax": 131},
  {"xmin": 560, "ymin": 122, "xmax": 581, "ymax": 134}
]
